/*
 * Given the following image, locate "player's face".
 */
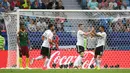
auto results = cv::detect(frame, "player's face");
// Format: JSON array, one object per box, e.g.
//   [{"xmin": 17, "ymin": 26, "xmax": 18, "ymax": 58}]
[
  {"xmin": 99, "ymin": 27, "xmax": 104, "ymax": 32},
  {"xmin": 80, "ymin": 25, "xmax": 84, "ymax": 30},
  {"xmin": 21, "ymin": 26, "xmax": 25, "ymax": 31},
  {"xmin": 51, "ymin": 26, "xmax": 55, "ymax": 31}
]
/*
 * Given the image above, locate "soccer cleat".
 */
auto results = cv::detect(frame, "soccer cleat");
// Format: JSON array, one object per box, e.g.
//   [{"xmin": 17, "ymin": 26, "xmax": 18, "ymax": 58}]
[
  {"xmin": 20, "ymin": 67, "xmax": 25, "ymax": 70},
  {"xmin": 42, "ymin": 66, "xmax": 47, "ymax": 70},
  {"xmin": 26, "ymin": 67, "xmax": 32, "ymax": 69},
  {"xmin": 73, "ymin": 66, "xmax": 78, "ymax": 69},
  {"xmin": 97, "ymin": 67, "xmax": 100, "ymax": 70},
  {"xmin": 30, "ymin": 58, "xmax": 34, "ymax": 65},
  {"xmin": 94, "ymin": 66, "xmax": 98, "ymax": 69},
  {"xmin": 94, "ymin": 66, "xmax": 100, "ymax": 70}
]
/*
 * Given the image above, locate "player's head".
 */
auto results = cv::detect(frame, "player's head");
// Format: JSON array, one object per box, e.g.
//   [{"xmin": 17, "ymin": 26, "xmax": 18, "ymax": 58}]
[
  {"xmin": 78, "ymin": 24, "xmax": 83, "ymax": 30},
  {"xmin": 53, "ymin": 30, "xmax": 56, "ymax": 35},
  {"xmin": 20, "ymin": 24, "xmax": 25, "ymax": 31},
  {"xmin": 99, "ymin": 26, "xmax": 105, "ymax": 32},
  {"xmin": 48, "ymin": 24, "xmax": 55, "ymax": 31}
]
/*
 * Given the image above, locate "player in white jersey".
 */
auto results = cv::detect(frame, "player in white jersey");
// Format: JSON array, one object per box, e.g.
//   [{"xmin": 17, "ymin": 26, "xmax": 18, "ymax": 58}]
[
  {"xmin": 30, "ymin": 24, "xmax": 54, "ymax": 70},
  {"xmin": 74, "ymin": 24, "xmax": 94, "ymax": 69},
  {"xmin": 93, "ymin": 26, "xmax": 107, "ymax": 70}
]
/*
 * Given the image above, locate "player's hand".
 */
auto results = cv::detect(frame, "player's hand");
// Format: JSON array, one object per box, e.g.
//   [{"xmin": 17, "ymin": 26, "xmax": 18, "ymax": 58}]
[
  {"xmin": 19, "ymin": 46, "xmax": 21, "ymax": 50},
  {"xmin": 90, "ymin": 32, "xmax": 95, "ymax": 36},
  {"xmin": 91, "ymin": 27, "xmax": 95, "ymax": 33},
  {"xmin": 29, "ymin": 46, "xmax": 32, "ymax": 50},
  {"xmin": 28, "ymin": 40, "xmax": 30, "ymax": 45}
]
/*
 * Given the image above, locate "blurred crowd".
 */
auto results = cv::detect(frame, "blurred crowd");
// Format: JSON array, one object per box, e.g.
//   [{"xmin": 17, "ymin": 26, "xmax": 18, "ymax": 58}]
[
  {"xmin": 89, "ymin": 18, "xmax": 130, "ymax": 32},
  {"xmin": 20, "ymin": 14, "xmax": 130, "ymax": 33},
  {"xmin": 0, "ymin": 0, "xmax": 64, "ymax": 12},
  {"xmin": 20, "ymin": 15, "xmax": 66, "ymax": 32},
  {"xmin": 0, "ymin": 0, "xmax": 128, "ymax": 12},
  {"xmin": 86, "ymin": 0, "xmax": 127, "ymax": 10},
  {"xmin": 112, "ymin": 18, "xmax": 130, "ymax": 32}
]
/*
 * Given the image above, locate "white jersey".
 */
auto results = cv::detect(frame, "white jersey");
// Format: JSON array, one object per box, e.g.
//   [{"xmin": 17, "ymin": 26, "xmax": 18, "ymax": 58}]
[
  {"xmin": 42, "ymin": 30, "xmax": 53, "ymax": 48},
  {"xmin": 96, "ymin": 32, "xmax": 107, "ymax": 47},
  {"xmin": 76, "ymin": 30, "xmax": 85, "ymax": 47}
]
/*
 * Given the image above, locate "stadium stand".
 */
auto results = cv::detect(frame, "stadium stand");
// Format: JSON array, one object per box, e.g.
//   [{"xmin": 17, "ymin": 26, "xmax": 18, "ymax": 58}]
[{"xmin": 0, "ymin": 0, "xmax": 130, "ymax": 12}]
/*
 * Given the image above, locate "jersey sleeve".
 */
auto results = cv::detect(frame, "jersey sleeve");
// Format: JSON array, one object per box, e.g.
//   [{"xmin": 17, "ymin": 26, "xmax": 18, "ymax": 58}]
[
  {"xmin": 79, "ymin": 30, "xmax": 85, "ymax": 35},
  {"xmin": 42, "ymin": 31, "xmax": 47, "ymax": 38},
  {"xmin": 97, "ymin": 32, "xmax": 106, "ymax": 38}
]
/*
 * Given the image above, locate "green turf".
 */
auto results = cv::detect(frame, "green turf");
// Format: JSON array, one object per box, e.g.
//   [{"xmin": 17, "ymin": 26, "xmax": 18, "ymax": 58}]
[{"xmin": 0, "ymin": 69, "xmax": 130, "ymax": 73}]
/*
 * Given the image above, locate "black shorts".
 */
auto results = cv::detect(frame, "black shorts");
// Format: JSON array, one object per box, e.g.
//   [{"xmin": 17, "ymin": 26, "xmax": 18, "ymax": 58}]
[
  {"xmin": 87, "ymin": 48, "xmax": 95, "ymax": 51},
  {"xmin": 95, "ymin": 46, "xmax": 104, "ymax": 56},
  {"xmin": 76, "ymin": 45, "xmax": 85, "ymax": 54},
  {"xmin": 40, "ymin": 47, "xmax": 51, "ymax": 58}
]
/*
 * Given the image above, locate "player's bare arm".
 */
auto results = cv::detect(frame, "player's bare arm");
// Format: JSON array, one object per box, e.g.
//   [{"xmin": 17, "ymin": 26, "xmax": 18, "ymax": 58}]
[
  {"xmin": 95, "ymin": 33, "xmax": 103, "ymax": 37},
  {"xmin": 17, "ymin": 31, "xmax": 20, "ymax": 43},
  {"xmin": 83, "ymin": 27, "xmax": 95, "ymax": 36},
  {"xmin": 48, "ymin": 38, "xmax": 54, "ymax": 45},
  {"xmin": 42, "ymin": 36, "xmax": 44, "ymax": 41}
]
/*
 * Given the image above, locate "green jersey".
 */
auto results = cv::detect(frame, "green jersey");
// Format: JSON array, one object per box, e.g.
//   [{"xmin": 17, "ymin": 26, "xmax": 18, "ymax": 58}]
[{"xmin": 19, "ymin": 31, "xmax": 28, "ymax": 46}]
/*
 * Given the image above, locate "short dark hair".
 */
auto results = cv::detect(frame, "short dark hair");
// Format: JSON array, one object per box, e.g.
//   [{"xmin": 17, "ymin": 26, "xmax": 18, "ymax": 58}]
[
  {"xmin": 78, "ymin": 24, "xmax": 83, "ymax": 27},
  {"xmin": 100, "ymin": 25, "xmax": 105, "ymax": 30},
  {"xmin": 48, "ymin": 24, "xmax": 54, "ymax": 29}
]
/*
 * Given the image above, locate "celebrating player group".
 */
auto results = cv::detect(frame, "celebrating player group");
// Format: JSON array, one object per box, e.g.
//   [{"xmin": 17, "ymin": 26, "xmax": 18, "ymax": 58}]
[
  {"xmin": 18, "ymin": 23, "xmax": 106, "ymax": 70},
  {"xmin": 74, "ymin": 24, "xmax": 107, "ymax": 69}
]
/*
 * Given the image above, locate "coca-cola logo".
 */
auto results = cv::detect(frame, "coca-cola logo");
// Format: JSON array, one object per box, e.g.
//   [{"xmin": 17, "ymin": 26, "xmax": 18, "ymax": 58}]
[{"xmin": 47, "ymin": 50, "xmax": 95, "ymax": 69}]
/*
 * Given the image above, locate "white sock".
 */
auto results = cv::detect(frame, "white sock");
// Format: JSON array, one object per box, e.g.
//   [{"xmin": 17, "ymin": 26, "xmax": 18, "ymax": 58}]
[
  {"xmin": 44, "ymin": 58, "xmax": 49, "ymax": 67},
  {"xmin": 95, "ymin": 59, "xmax": 97, "ymax": 66},
  {"xmin": 35, "ymin": 55, "xmax": 44, "ymax": 60},
  {"xmin": 78, "ymin": 56, "xmax": 82, "ymax": 66},
  {"xmin": 97, "ymin": 59, "xmax": 101, "ymax": 68},
  {"xmin": 74, "ymin": 55, "xmax": 82, "ymax": 67}
]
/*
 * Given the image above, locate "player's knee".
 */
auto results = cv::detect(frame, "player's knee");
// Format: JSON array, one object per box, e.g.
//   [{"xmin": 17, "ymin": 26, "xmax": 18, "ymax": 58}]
[
  {"xmin": 97, "ymin": 55, "xmax": 101, "ymax": 60},
  {"xmin": 26, "ymin": 54, "xmax": 29, "ymax": 58},
  {"xmin": 94, "ymin": 55, "xmax": 97, "ymax": 58},
  {"xmin": 80, "ymin": 52, "xmax": 84, "ymax": 57},
  {"xmin": 47, "ymin": 56, "xmax": 50, "ymax": 59}
]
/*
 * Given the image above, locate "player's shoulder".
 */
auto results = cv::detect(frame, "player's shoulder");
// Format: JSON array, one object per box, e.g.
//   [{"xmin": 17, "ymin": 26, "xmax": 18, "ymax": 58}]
[
  {"xmin": 45, "ymin": 29, "xmax": 50, "ymax": 32},
  {"xmin": 101, "ymin": 32, "xmax": 107, "ymax": 37},
  {"xmin": 102, "ymin": 32, "xmax": 107, "ymax": 35},
  {"xmin": 97, "ymin": 32, "xmax": 101, "ymax": 34},
  {"xmin": 78, "ymin": 30, "xmax": 83, "ymax": 33},
  {"xmin": 45, "ymin": 30, "xmax": 53, "ymax": 34},
  {"xmin": 97, "ymin": 32, "xmax": 106, "ymax": 34}
]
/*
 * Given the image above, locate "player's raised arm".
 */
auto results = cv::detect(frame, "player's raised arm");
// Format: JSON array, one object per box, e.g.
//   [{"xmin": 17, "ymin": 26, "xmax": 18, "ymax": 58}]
[
  {"xmin": 95, "ymin": 32, "xmax": 106, "ymax": 37},
  {"xmin": 85, "ymin": 27, "xmax": 95, "ymax": 36},
  {"xmin": 78, "ymin": 24, "xmax": 92, "ymax": 36},
  {"xmin": 93, "ymin": 26, "xmax": 106, "ymax": 37}
]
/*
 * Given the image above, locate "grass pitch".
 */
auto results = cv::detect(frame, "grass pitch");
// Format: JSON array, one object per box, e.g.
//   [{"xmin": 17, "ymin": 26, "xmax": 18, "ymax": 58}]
[{"xmin": 0, "ymin": 69, "xmax": 130, "ymax": 73}]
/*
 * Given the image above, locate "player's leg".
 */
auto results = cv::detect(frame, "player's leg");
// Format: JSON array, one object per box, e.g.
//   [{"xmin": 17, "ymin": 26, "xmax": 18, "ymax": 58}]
[
  {"xmin": 25, "ymin": 46, "xmax": 29, "ymax": 68},
  {"xmin": 19, "ymin": 46, "xmax": 26, "ymax": 68},
  {"xmin": 19, "ymin": 49, "xmax": 22, "ymax": 68},
  {"xmin": 43, "ymin": 47, "xmax": 51, "ymax": 68},
  {"xmin": 30, "ymin": 47, "xmax": 45, "ymax": 65},
  {"xmin": 96, "ymin": 55, "xmax": 102, "ymax": 69},
  {"xmin": 94, "ymin": 46, "xmax": 103, "ymax": 69},
  {"xmin": 74, "ymin": 46, "xmax": 84, "ymax": 69},
  {"xmin": 97, "ymin": 46, "xmax": 103, "ymax": 69},
  {"xmin": 94, "ymin": 47, "xmax": 98, "ymax": 69}
]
